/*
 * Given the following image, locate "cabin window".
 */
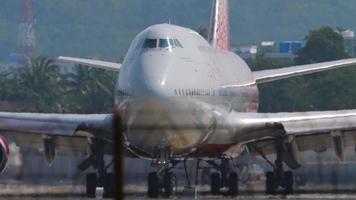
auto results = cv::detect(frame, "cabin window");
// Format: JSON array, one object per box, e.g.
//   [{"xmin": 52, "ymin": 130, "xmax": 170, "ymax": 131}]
[{"xmin": 142, "ymin": 39, "xmax": 157, "ymax": 48}]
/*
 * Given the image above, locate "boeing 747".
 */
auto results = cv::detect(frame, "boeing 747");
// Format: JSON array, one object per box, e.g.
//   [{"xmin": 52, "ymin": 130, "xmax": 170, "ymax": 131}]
[{"xmin": 0, "ymin": 0, "xmax": 356, "ymax": 198}]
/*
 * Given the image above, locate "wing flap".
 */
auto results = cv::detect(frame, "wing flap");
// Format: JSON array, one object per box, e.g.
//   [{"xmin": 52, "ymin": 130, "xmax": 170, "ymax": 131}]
[
  {"xmin": 0, "ymin": 112, "xmax": 112, "ymax": 154},
  {"xmin": 253, "ymin": 58, "xmax": 356, "ymax": 84},
  {"xmin": 13, "ymin": 133, "xmax": 90, "ymax": 154},
  {"xmin": 245, "ymin": 110, "xmax": 356, "ymax": 136},
  {"xmin": 57, "ymin": 56, "xmax": 121, "ymax": 71},
  {"xmin": 0, "ymin": 112, "xmax": 112, "ymax": 136},
  {"xmin": 225, "ymin": 110, "xmax": 356, "ymax": 165}
]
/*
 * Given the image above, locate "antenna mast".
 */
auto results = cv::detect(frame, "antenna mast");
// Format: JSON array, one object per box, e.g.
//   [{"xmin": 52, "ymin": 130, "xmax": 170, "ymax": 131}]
[{"xmin": 18, "ymin": 0, "xmax": 36, "ymax": 56}]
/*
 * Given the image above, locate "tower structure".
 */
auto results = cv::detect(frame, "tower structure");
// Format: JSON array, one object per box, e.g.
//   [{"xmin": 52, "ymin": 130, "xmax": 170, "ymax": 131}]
[{"xmin": 18, "ymin": 0, "xmax": 36, "ymax": 56}]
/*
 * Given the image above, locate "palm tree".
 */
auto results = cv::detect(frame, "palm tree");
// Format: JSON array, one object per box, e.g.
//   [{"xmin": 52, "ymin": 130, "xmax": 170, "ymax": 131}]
[
  {"xmin": 19, "ymin": 56, "xmax": 62, "ymax": 112},
  {"xmin": 0, "ymin": 76, "xmax": 34, "ymax": 102},
  {"xmin": 62, "ymin": 65, "xmax": 117, "ymax": 113}
]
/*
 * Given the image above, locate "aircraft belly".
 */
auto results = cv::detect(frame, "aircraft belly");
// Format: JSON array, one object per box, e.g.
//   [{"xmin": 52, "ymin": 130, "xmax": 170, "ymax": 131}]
[{"xmin": 123, "ymin": 97, "xmax": 213, "ymax": 156}]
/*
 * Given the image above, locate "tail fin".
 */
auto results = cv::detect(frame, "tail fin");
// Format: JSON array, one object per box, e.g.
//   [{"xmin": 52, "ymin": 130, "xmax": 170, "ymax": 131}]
[{"xmin": 208, "ymin": 0, "xmax": 231, "ymax": 51}]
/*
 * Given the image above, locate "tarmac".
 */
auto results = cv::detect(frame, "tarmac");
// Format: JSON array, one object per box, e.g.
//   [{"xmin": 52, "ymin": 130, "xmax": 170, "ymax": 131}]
[{"xmin": 1, "ymin": 183, "xmax": 356, "ymax": 199}]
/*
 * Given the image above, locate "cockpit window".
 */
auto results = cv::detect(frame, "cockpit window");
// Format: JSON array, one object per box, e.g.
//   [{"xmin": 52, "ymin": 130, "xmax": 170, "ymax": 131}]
[
  {"xmin": 174, "ymin": 39, "xmax": 183, "ymax": 48},
  {"xmin": 160, "ymin": 38, "xmax": 183, "ymax": 48},
  {"xmin": 142, "ymin": 38, "xmax": 183, "ymax": 49},
  {"xmin": 142, "ymin": 39, "xmax": 157, "ymax": 48},
  {"xmin": 169, "ymin": 39, "xmax": 175, "ymax": 47},
  {"xmin": 159, "ymin": 39, "xmax": 170, "ymax": 48}
]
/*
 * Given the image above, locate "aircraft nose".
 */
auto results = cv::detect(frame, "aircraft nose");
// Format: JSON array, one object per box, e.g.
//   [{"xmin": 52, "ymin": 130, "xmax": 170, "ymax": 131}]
[
  {"xmin": 136, "ymin": 73, "xmax": 165, "ymax": 96},
  {"xmin": 130, "ymin": 53, "xmax": 170, "ymax": 96}
]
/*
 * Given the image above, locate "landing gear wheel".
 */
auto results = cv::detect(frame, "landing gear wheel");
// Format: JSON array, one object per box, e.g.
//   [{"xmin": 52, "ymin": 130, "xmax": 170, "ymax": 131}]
[
  {"xmin": 163, "ymin": 172, "xmax": 173, "ymax": 197},
  {"xmin": 227, "ymin": 172, "xmax": 238, "ymax": 196},
  {"xmin": 265, "ymin": 171, "xmax": 275, "ymax": 195},
  {"xmin": 210, "ymin": 172, "xmax": 221, "ymax": 195},
  {"xmin": 283, "ymin": 171, "xmax": 294, "ymax": 195},
  {"xmin": 148, "ymin": 172, "xmax": 159, "ymax": 198},
  {"xmin": 86, "ymin": 173, "xmax": 98, "ymax": 198},
  {"xmin": 103, "ymin": 173, "xmax": 116, "ymax": 198}
]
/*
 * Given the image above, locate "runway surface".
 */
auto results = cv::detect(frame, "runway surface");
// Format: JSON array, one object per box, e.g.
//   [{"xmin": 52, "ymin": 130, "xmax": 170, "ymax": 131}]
[
  {"xmin": 127, "ymin": 194, "xmax": 356, "ymax": 200},
  {"xmin": 4, "ymin": 194, "xmax": 356, "ymax": 200},
  {"xmin": 1, "ymin": 183, "xmax": 356, "ymax": 200}
]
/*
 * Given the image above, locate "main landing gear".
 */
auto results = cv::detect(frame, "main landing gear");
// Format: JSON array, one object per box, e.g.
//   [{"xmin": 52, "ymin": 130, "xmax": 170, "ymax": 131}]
[
  {"xmin": 254, "ymin": 138, "xmax": 294, "ymax": 195},
  {"xmin": 204, "ymin": 157, "xmax": 239, "ymax": 196},
  {"xmin": 147, "ymin": 169, "xmax": 177, "ymax": 198},
  {"xmin": 147, "ymin": 147, "xmax": 178, "ymax": 198},
  {"xmin": 78, "ymin": 140, "xmax": 115, "ymax": 198}
]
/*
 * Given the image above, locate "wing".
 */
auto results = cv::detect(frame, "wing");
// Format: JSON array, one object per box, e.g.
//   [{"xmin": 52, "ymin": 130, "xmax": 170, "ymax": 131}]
[
  {"xmin": 252, "ymin": 58, "xmax": 356, "ymax": 84},
  {"xmin": 219, "ymin": 110, "xmax": 356, "ymax": 168},
  {"xmin": 0, "ymin": 112, "xmax": 113, "ymax": 154},
  {"xmin": 57, "ymin": 56, "xmax": 121, "ymax": 71}
]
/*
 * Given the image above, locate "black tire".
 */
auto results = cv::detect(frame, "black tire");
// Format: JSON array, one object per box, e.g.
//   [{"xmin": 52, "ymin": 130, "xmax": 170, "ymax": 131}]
[
  {"xmin": 86, "ymin": 173, "xmax": 97, "ymax": 198},
  {"xmin": 163, "ymin": 172, "xmax": 173, "ymax": 197},
  {"xmin": 283, "ymin": 171, "xmax": 294, "ymax": 195},
  {"xmin": 148, "ymin": 172, "xmax": 159, "ymax": 198},
  {"xmin": 228, "ymin": 172, "xmax": 238, "ymax": 196},
  {"xmin": 295, "ymin": 174, "xmax": 307, "ymax": 186},
  {"xmin": 210, "ymin": 172, "xmax": 221, "ymax": 195},
  {"xmin": 103, "ymin": 173, "xmax": 116, "ymax": 198},
  {"xmin": 265, "ymin": 171, "xmax": 275, "ymax": 195}
]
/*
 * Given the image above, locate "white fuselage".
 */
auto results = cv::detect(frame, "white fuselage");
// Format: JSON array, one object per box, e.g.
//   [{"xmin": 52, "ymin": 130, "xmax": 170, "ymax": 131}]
[{"xmin": 116, "ymin": 24, "xmax": 258, "ymax": 158}]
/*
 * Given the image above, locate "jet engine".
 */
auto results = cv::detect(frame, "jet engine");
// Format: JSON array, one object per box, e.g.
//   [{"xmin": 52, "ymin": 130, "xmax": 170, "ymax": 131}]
[{"xmin": 0, "ymin": 135, "xmax": 9, "ymax": 174}]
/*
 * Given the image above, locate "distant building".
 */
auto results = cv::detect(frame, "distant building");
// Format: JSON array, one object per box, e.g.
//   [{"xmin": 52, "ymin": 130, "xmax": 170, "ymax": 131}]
[
  {"xmin": 259, "ymin": 41, "xmax": 276, "ymax": 53},
  {"xmin": 58, "ymin": 63, "xmax": 78, "ymax": 83},
  {"xmin": 234, "ymin": 45, "xmax": 257, "ymax": 64},
  {"xmin": 0, "ymin": 62, "xmax": 26, "ymax": 79},
  {"xmin": 279, "ymin": 41, "xmax": 303, "ymax": 54},
  {"xmin": 0, "ymin": 53, "xmax": 31, "ymax": 79},
  {"xmin": 234, "ymin": 40, "xmax": 303, "ymax": 64},
  {"xmin": 235, "ymin": 45, "xmax": 258, "ymax": 54},
  {"xmin": 340, "ymin": 30, "xmax": 356, "ymax": 57}
]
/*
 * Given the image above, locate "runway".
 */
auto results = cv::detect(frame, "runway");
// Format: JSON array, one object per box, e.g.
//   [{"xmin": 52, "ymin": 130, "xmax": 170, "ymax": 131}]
[
  {"xmin": 127, "ymin": 194, "xmax": 356, "ymax": 200},
  {"xmin": 1, "ymin": 183, "xmax": 356, "ymax": 200},
  {"xmin": 4, "ymin": 193, "xmax": 356, "ymax": 200}
]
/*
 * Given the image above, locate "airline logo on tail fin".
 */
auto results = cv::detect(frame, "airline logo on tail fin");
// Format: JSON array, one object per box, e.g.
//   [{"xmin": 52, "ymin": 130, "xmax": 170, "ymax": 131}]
[{"xmin": 208, "ymin": 0, "xmax": 231, "ymax": 51}]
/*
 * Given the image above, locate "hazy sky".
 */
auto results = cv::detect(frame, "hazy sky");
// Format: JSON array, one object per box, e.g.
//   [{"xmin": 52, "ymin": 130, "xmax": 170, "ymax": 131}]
[{"xmin": 1, "ymin": 0, "xmax": 356, "ymax": 59}]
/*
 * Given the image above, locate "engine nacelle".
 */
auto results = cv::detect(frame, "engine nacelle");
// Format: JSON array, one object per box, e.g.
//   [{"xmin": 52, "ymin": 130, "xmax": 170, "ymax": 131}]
[{"xmin": 0, "ymin": 135, "xmax": 9, "ymax": 174}]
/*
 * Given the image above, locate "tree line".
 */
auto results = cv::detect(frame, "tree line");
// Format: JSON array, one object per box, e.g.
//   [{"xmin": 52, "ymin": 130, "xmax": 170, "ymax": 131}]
[
  {"xmin": 0, "ymin": 57, "xmax": 117, "ymax": 113},
  {"xmin": 253, "ymin": 26, "xmax": 356, "ymax": 112}
]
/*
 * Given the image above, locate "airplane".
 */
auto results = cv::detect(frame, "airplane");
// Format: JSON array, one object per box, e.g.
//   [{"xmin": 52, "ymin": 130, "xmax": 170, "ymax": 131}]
[{"xmin": 1, "ymin": 0, "xmax": 356, "ymax": 198}]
